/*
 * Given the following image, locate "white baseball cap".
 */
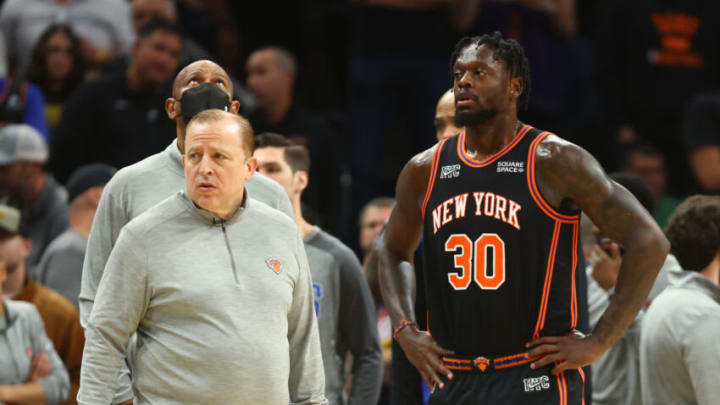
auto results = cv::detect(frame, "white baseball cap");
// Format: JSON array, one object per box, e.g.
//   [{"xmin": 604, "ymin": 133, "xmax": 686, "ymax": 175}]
[{"xmin": 0, "ymin": 124, "xmax": 49, "ymax": 165}]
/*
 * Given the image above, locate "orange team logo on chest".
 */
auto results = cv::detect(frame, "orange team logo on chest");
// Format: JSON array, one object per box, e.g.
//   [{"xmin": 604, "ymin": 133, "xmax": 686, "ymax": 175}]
[
  {"xmin": 265, "ymin": 258, "xmax": 283, "ymax": 274},
  {"xmin": 473, "ymin": 356, "xmax": 490, "ymax": 372}
]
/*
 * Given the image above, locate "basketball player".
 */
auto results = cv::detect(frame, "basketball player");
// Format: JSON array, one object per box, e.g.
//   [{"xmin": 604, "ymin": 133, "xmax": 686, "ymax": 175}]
[{"xmin": 378, "ymin": 32, "xmax": 669, "ymax": 404}]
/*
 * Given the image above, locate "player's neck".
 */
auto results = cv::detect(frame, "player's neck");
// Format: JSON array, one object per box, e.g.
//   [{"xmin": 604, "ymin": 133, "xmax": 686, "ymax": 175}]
[
  {"xmin": 700, "ymin": 254, "xmax": 720, "ymax": 286},
  {"xmin": 464, "ymin": 114, "xmax": 520, "ymax": 160}
]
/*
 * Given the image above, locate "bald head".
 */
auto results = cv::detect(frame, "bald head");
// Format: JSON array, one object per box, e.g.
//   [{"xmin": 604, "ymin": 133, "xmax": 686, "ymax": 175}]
[
  {"xmin": 255, "ymin": 47, "xmax": 297, "ymax": 73},
  {"xmin": 172, "ymin": 60, "xmax": 233, "ymax": 100},
  {"xmin": 435, "ymin": 88, "xmax": 461, "ymax": 142},
  {"xmin": 246, "ymin": 47, "xmax": 296, "ymax": 111}
]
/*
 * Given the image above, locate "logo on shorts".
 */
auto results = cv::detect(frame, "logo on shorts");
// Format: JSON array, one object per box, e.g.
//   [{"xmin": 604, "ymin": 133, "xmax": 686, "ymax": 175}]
[
  {"xmin": 473, "ymin": 356, "xmax": 490, "ymax": 372},
  {"xmin": 440, "ymin": 164, "xmax": 461, "ymax": 179},
  {"xmin": 497, "ymin": 161, "xmax": 525, "ymax": 173},
  {"xmin": 523, "ymin": 376, "xmax": 550, "ymax": 392},
  {"xmin": 265, "ymin": 258, "xmax": 283, "ymax": 274}
]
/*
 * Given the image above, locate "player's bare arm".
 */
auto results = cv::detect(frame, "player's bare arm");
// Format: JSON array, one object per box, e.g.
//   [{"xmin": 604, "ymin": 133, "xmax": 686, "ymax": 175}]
[
  {"xmin": 378, "ymin": 145, "xmax": 454, "ymax": 390},
  {"xmin": 526, "ymin": 135, "xmax": 670, "ymax": 374}
]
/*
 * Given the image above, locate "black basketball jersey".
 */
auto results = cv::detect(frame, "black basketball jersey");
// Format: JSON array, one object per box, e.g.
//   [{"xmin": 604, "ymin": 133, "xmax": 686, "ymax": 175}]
[{"xmin": 421, "ymin": 124, "xmax": 582, "ymax": 357}]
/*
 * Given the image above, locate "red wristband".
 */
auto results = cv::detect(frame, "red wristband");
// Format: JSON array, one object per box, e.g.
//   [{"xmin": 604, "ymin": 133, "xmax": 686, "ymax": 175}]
[{"xmin": 393, "ymin": 320, "xmax": 417, "ymax": 340}]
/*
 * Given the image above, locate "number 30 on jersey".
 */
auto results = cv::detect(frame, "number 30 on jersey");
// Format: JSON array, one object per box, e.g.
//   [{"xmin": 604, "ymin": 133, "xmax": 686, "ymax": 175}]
[{"xmin": 445, "ymin": 233, "xmax": 506, "ymax": 290}]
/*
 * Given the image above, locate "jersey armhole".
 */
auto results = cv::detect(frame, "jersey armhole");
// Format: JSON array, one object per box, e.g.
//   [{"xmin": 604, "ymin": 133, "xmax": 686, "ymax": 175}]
[
  {"xmin": 526, "ymin": 132, "xmax": 580, "ymax": 223},
  {"xmin": 421, "ymin": 139, "xmax": 447, "ymax": 220}
]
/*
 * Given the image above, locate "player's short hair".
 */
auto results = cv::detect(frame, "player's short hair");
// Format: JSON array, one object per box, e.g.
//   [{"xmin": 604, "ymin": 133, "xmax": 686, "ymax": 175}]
[
  {"xmin": 665, "ymin": 195, "xmax": 720, "ymax": 271},
  {"xmin": 137, "ymin": 17, "xmax": 182, "ymax": 41},
  {"xmin": 359, "ymin": 197, "xmax": 395, "ymax": 227},
  {"xmin": 185, "ymin": 110, "xmax": 254, "ymax": 157},
  {"xmin": 610, "ymin": 172, "xmax": 656, "ymax": 214},
  {"xmin": 449, "ymin": 31, "xmax": 531, "ymax": 110},
  {"xmin": 254, "ymin": 132, "xmax": 310, "ymax": 173}
]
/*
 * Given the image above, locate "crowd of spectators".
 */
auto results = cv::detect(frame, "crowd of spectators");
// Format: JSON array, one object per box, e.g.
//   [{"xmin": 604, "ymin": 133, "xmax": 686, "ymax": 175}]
[{"xmin": 0, "ymin": 1, "xmax": 719, "ymax": 405}]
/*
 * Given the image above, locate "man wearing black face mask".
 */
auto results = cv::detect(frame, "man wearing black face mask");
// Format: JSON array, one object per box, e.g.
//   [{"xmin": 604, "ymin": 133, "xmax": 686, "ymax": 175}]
[{"xmin": 78, "ymin": 60, "xmax": 293, "ymax": 405}]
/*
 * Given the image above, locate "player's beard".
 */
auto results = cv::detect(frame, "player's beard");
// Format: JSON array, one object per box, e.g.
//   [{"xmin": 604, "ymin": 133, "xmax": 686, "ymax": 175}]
[{"xmin": 454, "ymin": 107, "xmax": 498, "ymax": 127}]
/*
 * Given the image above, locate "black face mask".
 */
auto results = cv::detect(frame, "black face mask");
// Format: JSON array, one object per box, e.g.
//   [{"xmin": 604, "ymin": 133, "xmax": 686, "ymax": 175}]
[{"xmin": 180, "ymin": 83, "xmax": 231, "ymax": 122}]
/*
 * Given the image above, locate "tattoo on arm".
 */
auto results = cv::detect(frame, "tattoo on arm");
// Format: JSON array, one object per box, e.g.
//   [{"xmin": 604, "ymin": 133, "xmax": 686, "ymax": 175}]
[{"xmin": 536, "ymin": 136, "xmax": 669, "ymax": 349}]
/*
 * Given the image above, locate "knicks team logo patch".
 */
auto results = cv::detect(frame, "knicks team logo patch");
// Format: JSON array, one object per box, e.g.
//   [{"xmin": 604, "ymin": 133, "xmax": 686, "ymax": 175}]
[
  {"xmin": 473, "ymin": 357, "xmax": 490, "ymax": 372},
  {"xmin": 265, "ymin": 258, "xmax": 283, "ymax": 274},
  {"xmin": 523, "ymin": 376, "xmax": 550, "ymax": 392},
  {"xmin": 439, "ymin": 164, "xmax": 461, "ymax": 179}
]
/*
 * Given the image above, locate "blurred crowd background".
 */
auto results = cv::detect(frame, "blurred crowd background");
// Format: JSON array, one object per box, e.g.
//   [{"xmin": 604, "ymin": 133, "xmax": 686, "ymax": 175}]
[{"xmin": 1, "ymin": 1, "xmax": 719, "ymax": 404}]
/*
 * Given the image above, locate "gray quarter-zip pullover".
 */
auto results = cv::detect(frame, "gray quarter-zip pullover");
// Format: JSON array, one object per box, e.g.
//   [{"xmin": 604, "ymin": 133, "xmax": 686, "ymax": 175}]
[
  {"xmin": 78, "ymin": 191, "xmax": 326, "ymax": 405},
  {"xmin": 640, "ymin": 270, "xmax": 720, "ymax": 405},
  {"xmin": 78, "ymin": 140, "xmax": 293, "ymax": 402}
]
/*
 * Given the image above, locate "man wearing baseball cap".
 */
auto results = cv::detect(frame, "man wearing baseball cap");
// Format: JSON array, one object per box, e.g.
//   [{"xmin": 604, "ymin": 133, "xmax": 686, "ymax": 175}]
[
  {"xmin": 36, "ymin": 164, "xmax": 116, "ymax": 308},
  {"xmin": 0, "ymin": 124, "xmax": 68, "ymax": 273}
]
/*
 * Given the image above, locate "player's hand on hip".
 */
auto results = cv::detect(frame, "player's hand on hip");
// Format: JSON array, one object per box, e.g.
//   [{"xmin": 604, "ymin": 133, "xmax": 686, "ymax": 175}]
[
  {"xmin": 525, "ymin": 329, "xmax": 605, "ymax": 374},
  {"xmin": 396, "ymin": 325, "xmax": 455, "ymax": 390}
]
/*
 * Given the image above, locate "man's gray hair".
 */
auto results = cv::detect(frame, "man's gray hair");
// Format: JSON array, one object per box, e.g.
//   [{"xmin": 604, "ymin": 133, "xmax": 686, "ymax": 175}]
[{"xmin": 185, "ymin": 110, "xmax": 255, "ymax": 155}]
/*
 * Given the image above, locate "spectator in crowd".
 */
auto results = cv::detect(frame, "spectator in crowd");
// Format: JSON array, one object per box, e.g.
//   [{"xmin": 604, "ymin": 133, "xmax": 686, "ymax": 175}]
[
  {"xmin": 0, "ymin": 76, "xmax": 50, "ymax": 140},
  {"xmin": 246, "ymin": 46, "xmax": 341, "ymax": 233},
  {"xmin": 348, "ymin": 0, "xmax": 478, "ymax": 219},
  {"xmin": 595, "ymin": 0, "xmax": 720, "ymax": 195},
  {"xmin": 624, "ymin": 142, "xmax": 680, "ymax": 228},
  {"xmin": 0, "ymin": 205, "xmax": 83, "ymax": 405},
  {"xmin": 125, "ymin": 0, "xmax": 255, "ymax": 115},
  {"xmin": 254, "ymin": 133, "xmax": 383, "ymax": 405},
  {"xmin": 586, "ymin": 173, "xmax": 682, "ymax": 405},
  {"xmin": 48, "ymin": 18, "xmax": 182, "ymax": 183},
  {"xmin": 79, "ymin": 110, "xmax": 327, "ymax": 405},
  {"xmin": 0, "ymin": 0, "xmax": 134, "ymax": 74},
  {"xmin": 434, "ymin": 88, "xmax": 461, "ymax": 142},
  {"xmin": 79, "ymin": 59, "xmax": 292, "ymax": 405},
  {"xmin": 358, "ymin": 197, "xmax": 394, "ymax": 261},
  {"xmin": 683, "ymin": 91, "xmax": 720, "ymax": 193},
  {"xmin": 26, "ymin": 24, "xmax": 86, "ymax": 136},
  {"xmin": 36, "ymin": 164, "xmax": 116, "ymax": 308},
  {"xmin": 0, "ymin": 254, "xmax": 70, "ymax": 405},
  {"xmin": 640, "ymin": 195, "xmax": 720, "ymax": 405},
  {"xmin": 0, "ymin": 124, "xmax": 68, "ymax": 273}
]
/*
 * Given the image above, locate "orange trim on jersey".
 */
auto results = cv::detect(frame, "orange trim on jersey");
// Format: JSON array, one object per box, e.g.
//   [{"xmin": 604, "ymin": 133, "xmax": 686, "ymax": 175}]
[
  {"xmin": 570, "ymin": 222, "xmax": 579, "ymax": 329},
  {"xmin": 556, "ymin": 370, "xmax": 568, "ymax": 405},
  {"xmin": 421, "ymin": 139, "xmax": 448, "ymax": 220},
  {"xmin": 578, "ymin": 367, "xmax": 587, "ymax": 405},
  {"xmin": 493, "ymin": 354, "xmax": 539, "ymax": 370},
  {"xmin": 426, "ymin": 310, "xmax": 430, "ymax": 335},
  {"xmin": 533, "ymin": 221, "xmax": 561, "ymax": 338},
  {"xmin": 527, "ymin": 132, "xmax": 580, "ymax": 223},
  {"xmin": 446, "ymin": 364, "xmax": 473, "ymax": 371},
  {"xmin": 457, "ymin": 124, "xmax": 531, "ymax": 168}
]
